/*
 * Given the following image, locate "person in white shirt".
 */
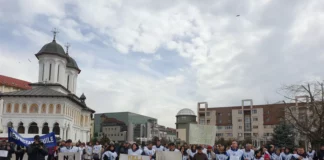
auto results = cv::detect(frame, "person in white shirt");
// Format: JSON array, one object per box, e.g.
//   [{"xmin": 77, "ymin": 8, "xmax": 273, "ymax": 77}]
[
  {"xmin": 307, "ymin": 148, "xmax": 315, "ymax": 160},
  {"xmin": 188, "ymin": 145, "xmax": 197, "ymax": 159},
  {"xmin": 293, "ymin": 147, "xmax": 309, "ymax": 160},
  {"xmin": 93, "ymin": 142, "xmax": 102, "ymax": 160},
  {"xmin": 144, "ymin": 142, "xmax": 156, "ymax": 160},
  {"xmin": 272, "ymin": 148, "xmax": 282, "ymax": 160},
  {"xmin": 280, "ymin": 148, "xmax": 292, "ymax": 160},
  {"xmin": 84, "ymin": 142, "xmax": 93, "ymax": 160},
  {"xmin": 165, "ymin": 143, "xmax": 180, "ymax": 152},
  {"xmin": 254, "ymin": 150, "xmax": 264, "ymax": 160},
  {"xmin": 152, "ymin": 140, "xmax": 165, "ymax": 152},
  {"xmin": 102, "ymin": 145, "xmax": 118, "ymax": 160},
  {"xmin": 242, "ymin": 144, "xmax": 255, "ymax": 160},
  {"xmin": 128, "ymin": 143, "xmax": 144, "ymax": 155},
  {"xmin": 226, "ymin": 141, "xmax": 244, "ymax": 160},
  {"xmin": 60, "ymin": 139, "xmax": 82, "ymax": 160}
]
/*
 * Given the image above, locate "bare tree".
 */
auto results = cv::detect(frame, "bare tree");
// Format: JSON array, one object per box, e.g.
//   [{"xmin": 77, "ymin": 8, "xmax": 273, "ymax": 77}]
[{"xmin": 279, "ymin": 81, "xmax": 324, "ymax": 147}]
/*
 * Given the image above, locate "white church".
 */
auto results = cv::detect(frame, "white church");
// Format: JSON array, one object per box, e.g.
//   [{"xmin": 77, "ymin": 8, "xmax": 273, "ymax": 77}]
[{"xmin": 0, "ymin": 32, "xmax": 95, "ymax": 142}]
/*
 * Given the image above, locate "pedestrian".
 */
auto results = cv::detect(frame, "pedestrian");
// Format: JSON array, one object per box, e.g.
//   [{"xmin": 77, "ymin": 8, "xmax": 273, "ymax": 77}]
[
  {"xmin": 206, "ymin": 145, "xmax": 216, "ymax": 160},
  {"xmin": 84, "ymin": 142, "xmax": 93, "ymax": 160},
  {"xmin": 193, "ymin": 146, "xmax": 208, "ymax": 160},
  {"xmin": 216, "ymin": 145, "xmax": 229, "ymax": 160},
  {"xmin": 15, "ymin": 144, "xmax": 26, "ymax": 160},
  {"xmin": 27, "ymin": 135, "xmax": 48, "ymax": 160},
  {"xmin": 226, "ymin": 141, "xmax": 243, "ymax": 160},
  {"xmin": 102, "ymin": 145, "xmax": 118, "ymax": 160}
]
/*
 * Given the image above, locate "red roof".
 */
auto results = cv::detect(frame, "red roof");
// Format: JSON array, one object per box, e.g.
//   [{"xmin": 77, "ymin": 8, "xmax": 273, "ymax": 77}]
[{"xmin": 0, "ymin": 75, "xmax": 31, "ymax": 90}]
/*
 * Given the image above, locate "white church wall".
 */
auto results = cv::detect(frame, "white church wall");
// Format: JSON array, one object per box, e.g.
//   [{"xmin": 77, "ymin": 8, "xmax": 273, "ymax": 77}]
[{"xmin": 38, "ymin": 55, "xmax": 67, "ymax": 85}]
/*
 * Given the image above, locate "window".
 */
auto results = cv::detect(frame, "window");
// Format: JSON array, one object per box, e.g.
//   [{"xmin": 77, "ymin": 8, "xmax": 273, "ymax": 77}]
[
  {"xmin": 226, "ymin": 133, "xmax": 233, "ymax": 136},
  {"xmin": 67, "ymin": 75, "xmax": 70, "ymax": 90},
  {"xmin": 228, "ymin": 120, "xmax": 232, "ymax": 123},
  {"xmin": 42, "ymin": 63, "xmax": 45, "ymax": 81},
  {"xmin": 264, "ymin": 133, "xmax": 271, "ymax": 136},
  {"xmin": 239, "ymin": 126, "xmax": 242, "ymax": 129},
  {"xmin": 49, "ymin": 64, "xmax": 52, "ymax": 81},
  {"xmin": 253, "ymin": 133, "xmax": 258, "ymax": 137},
  {"xmin": 252, "ymin": 109, "xmax": 257, "ymax": 114},
  {"xmin": 217, "ymin": 126, "xmax": 223, "ymax": 130},
  {"xmin": 206, "ymin": 112, "xmax": 210, "ymax": 116},
  {"xmin": 57, "ymin": 65, "xmax": 60, "ymax": 82},
  {"xmin": 216, "ymin": 133, "xmax": 223, "ymax": 137},
  {"xmin": 218, "ymin": 113, "xmax": 222, "ymax": 116},
  {"xmin": 238, "ymin": 133, "xmax": 242, "ymax": 137},
  {"xmin": 238, "ymin": 110, "xmax": 242, "ymax": 114},
  {"xmin": 121, "ymin": 133, "xmax": 123, "ymax": 136},
  {"xmin": 207, "ymin": 120, "xmax": 210, "ymax": 124},
  {"xmin": 253, "ymin": 125, "xmax": 258, "ymax": 129},
  {"xmin": 228, "ymin": 113, "xmax": 231, "ymax": 116},
  {"xmin": 267, "ymin": 110, "xmax": 270, "ymax": 114},
  {"xmin": 225, "ymin": 126, "xmax": 232, "ymax": 130},
  {"xmin": 253, "ymin": 118, "xmax": 258, "ymax": 121},
  {"xmin": 218, "ymin": 120, "xmax": 222, "ymax": 124},
  {"xmin": 238, "ymin": 119, "xmax": 242, "ymax": 122},
  {"xmin": 266, "ymin": 118, "xmax": 270, "ymax": 122}
]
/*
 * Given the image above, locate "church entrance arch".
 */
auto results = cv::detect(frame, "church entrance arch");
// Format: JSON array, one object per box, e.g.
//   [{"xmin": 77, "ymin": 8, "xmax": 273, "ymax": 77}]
[{"xmin": 28, "ymin": 122, "xmax": 39, "ymax": 134}]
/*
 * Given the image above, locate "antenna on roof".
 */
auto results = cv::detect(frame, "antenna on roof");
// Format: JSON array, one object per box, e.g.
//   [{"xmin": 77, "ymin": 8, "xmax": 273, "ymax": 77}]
[
  {"xmin": 65, "ymin": 43, "xmax": 71, "ymax": 54},
  {"xmin": 51, "ymin": 28, "xmax": 59, "ymax": 41}
]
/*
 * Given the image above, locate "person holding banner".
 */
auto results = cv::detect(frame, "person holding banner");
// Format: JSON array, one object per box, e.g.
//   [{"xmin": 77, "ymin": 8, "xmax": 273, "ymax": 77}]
[
  {"xmin": 128, "ymin": 143, "xmax": 144, "ymax": 156},
  {"xmin": 102, "ymin": 144, "xmax": 118, "ymax": 160},
  {"xmin": 0, "ymin": 140, "xmax": 14, "ymax": 160},
  {"xmin": 27, "ymin": 135, "xmax": 48, "ymax": 160},
  {"xmin": 152, "ymin": 140, "xmax": 164, "ymax": 152},
  {"xmin": 143, "ymin": 142, "xmax": 155, "ymax": 160}
]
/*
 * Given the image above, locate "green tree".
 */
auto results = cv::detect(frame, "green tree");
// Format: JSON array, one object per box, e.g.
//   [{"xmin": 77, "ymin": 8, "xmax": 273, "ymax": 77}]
[
  {"xmin": 100, "ymin": 134, "xmax": 110, "ymax": 145},
  {"xmin": 271, "ymin": 122, "xmax": 295, "ymax": 149},
  {"xmin": 91, "ymin": 137, "xmax": 98, "ymax": 144}
]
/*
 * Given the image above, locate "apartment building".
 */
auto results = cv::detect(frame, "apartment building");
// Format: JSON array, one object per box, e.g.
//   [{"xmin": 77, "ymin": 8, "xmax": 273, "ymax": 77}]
[{"xmin": 198, "ymin": 100, "xmax": 289, "ymax": 146}]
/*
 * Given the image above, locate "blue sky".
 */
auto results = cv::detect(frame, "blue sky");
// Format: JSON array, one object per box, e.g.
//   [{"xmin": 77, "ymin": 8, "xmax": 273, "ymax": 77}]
[{"xmin": 1, "ymin": 0, "xmax": 324, "ymax": 127}]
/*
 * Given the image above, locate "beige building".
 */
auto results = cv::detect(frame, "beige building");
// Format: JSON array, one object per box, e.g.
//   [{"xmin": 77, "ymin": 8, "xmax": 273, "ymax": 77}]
[
  {"xmin": 0, "ymin": 75, "xmax": 31, "ymax": 93},
  {"xmin": 198, "ymin": 100, "xmax": 288, "ymax": 146}
]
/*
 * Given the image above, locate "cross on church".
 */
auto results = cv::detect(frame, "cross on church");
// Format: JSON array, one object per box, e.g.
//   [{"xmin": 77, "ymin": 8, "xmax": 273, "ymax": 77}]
[
  {"xmin": 65, "ymin": 43, "xmax": 71, "ymax": 54},
  {"xmin": 51, "ymin": 28, "xmax": 59, "ymax": 41}
]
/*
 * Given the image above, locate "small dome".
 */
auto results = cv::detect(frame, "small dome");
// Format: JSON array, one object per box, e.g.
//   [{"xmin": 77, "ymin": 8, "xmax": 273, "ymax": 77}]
[
  {"xmin": 66, "ymin": 55, "xmax": 81, "ymax": 73},
  {"xmin": 177, "ymin": 108, "xmax": 196, "ymax": 116},
  {"xmin": 36, "ymin": 40, "xmax": 67, "ymax": 58}
]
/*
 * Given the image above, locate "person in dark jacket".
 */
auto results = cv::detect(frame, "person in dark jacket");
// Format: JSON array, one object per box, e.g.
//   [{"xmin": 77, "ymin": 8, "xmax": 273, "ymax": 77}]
[
  {"xmin": 193, "ymin": 146, "xmax": 208, "ymax": 160},
  {"xmin": 15, "ymin": 144, "xmax": 26, "ymax": 160},
  {"xmin": 27, "ymin": 135, "xmax": 48, "ymax": 160},
  {"xmin": 117, "ymin": 141, "xmax": 129, "ymax": 160},
  {"xmin": 0, "ymin": 140, "xmax": 14, "ymax": 160}
]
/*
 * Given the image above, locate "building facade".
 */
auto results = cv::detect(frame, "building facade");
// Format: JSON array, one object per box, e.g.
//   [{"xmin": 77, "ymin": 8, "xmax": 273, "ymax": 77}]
[
  {"xmin": 0, "ymin": 34, "xmax": 95, "ymax": 142},
  {"xmin": 198, "ymin": 100, "xmax": 288, "ymax": 146},
  {"xmin": 94, "ymin": 112, "xmax": 157, "ymax": 143}
]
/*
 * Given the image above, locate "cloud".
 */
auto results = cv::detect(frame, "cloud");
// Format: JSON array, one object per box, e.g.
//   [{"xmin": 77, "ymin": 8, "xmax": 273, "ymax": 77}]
[{"xmin": 1, "ymin": 0, "xmax": 324, "ymax": 128}]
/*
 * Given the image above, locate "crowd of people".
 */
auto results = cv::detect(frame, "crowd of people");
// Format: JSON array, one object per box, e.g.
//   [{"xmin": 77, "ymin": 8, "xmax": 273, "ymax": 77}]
[{"xmin": 1, "ymin": 135, "xmax": 324, "ymax": 160}]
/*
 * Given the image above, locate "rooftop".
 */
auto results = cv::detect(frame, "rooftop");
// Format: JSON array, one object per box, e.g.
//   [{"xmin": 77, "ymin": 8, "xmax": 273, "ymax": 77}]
[
  {"xmin": 0, "ymin": 75, "xmax": 31, "ymax": 90},
  {"xmin": 177, "ymin": 108, "xmax": 196, "ymax": 116}
]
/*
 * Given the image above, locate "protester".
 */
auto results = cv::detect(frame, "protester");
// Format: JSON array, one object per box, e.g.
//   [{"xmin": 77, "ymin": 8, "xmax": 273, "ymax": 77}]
[
  {"xmin": 93, "ymin": 141, "xmax": 102, "ymax": 160},
  {"xmin": 117, "ymin": 141, "xmax": 129, "ymax": 159},
  {"xmin": 143, "ymin": 142, "xmax": 155, "ymax": 160},
  {"xmin": 84, "ymin": 142, "xmax": 93, "ymax": 160},
  {"xmin": 102, "ymin": 144, "xmax": 118, "ymax": 160},
  {"xmin": 167, "ymin": 143, "xmax": 180, "ymax": 152},
  {"xmin": 255, "ymin": 150, "xmax": 264, "ymax": 160},
  {"xmin": 307, "ymin": 148, "xmax": 315, "ymax": 160},
  {"xmin": 27, "ymin": 135, "xmax": 48, "ymax": 160},
  {"xmin": 180, "ymin": 146, "xmax": 189, "ymax": 160},
  {"xmin": 272, "ymin": 148, "xmax": 282, "ymax": 160},
  {"xmin": 193, "ymin": 146, "xmax": 208, "ymax": 160},
  {"xmin": 153, "ymin": 140, "xmax": 165, "ymax": 152},
  {"xmin": 227, "ymin": 141, "xmax": 243, "ymax": 160},
  {"xmin": 206, "ymin": 145, "xmax": 216, "ymax": 160},
  {"xmin": 188, "ymin": 145, "xmax": 197, "ymax": 159},
  {"xmin": 243, "ymin": 144, "xmax": 254, "ymax": 160},
  {"xmin": 316, "ymin": 145, "xmax": 324, "ymax": 160},
  {"xmin": 216, "ymin": 145, "xmax": 229, "ymax": 160},
  {"xmin": 281, "ymin": 148, "xmax": 292, "ymax": 160},
  {"xmin": 293, "ymin": 147, "xmax": 309, "ymax": 160},
  {"xmin": 15, "ymin": 144, "xmax": 25, "ymax": 160},
  {"xmin": 128, "ymin": 143, "xmax": 143, "ymax": 156}
]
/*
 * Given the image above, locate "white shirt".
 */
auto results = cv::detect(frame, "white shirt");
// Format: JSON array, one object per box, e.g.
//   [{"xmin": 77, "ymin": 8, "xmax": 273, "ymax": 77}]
[
  {"xmin": 128, "ymin": 148, "xmax": 143, "ymax": 155},
  {"xmin": 152, "ymin": 145, "xmax": 165, "ymax": 152},
  {"xmin": 102, "ymin": 151, "xmax": 117, "ymax": 160},
  {"xmin": 243, "ymin": 150, "xmax": 255, "ymax": 160},
  {"xmin": 227, "ymin": 148, "xmax": 244, "ymax": 160},
  {"xmin": 60, "ymin": 146, "xmax": 81, "ymax": 153}
]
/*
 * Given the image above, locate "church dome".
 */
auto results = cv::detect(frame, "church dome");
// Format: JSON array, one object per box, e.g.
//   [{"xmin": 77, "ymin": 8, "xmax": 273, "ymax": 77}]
[
  {"xmin": 177, "ymin": 108, "xmax": 196, "ymax": 116},
  {"xmin": 36, "ymin": 40, "xmax": 67, "ymax": 58},
  {"xmin": 66, "ymin": 55, "xmax": 81, "ymax": 73}
]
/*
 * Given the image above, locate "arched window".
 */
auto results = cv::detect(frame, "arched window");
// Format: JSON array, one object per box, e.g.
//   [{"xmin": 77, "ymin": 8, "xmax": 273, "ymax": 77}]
[
  {"xmin": 17, "ymin": 122, "xmax": 25, "ymax": 134},
  {"xmin": 29, "ymin": 104, "xmax": 39, "ymax": 113},
  {"xmin": 7, "ymin": 122, "xmax": 13, "ymax": 128},
  {"xmin": 6, "ymin": 104, "xmax": 12, "ymax": 113},
  {"xmin": 49, "ymin": 104, "xmax": 54, "ymax": 114},
  {"xmin": 53, "ymin": 123, "xmax": 60, "ymax": 135},
  {"xmin": 42, "ymin": 123, "xmax": 49, "ymax": 134},
  {"xmin": 22, "ymin": 104, "xmax": 27, "ymax": 113},
  {"xmin": 14, "ymin": 103, "xmax": 19, "ymax": 113},
  {"xmin": 42, "ymin": 63, "xmax": 45, "ymax": 81},
  {"xmin": 41, "ymin": 104, "xmax": 46, "ymax": 113},
  {"xmin": 28, "ymin": 122, "xmax": 38, "ymax": 134},
  {"xmin": 56, "ymin": 104, "xmax": 61, "ymax": 114}
]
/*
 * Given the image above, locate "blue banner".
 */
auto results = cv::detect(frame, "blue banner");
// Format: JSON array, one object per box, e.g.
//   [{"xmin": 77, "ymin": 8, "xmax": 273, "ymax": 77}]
[{"xmin": 8, "ymin": 128, "xmax": 57, "ymax": 147}]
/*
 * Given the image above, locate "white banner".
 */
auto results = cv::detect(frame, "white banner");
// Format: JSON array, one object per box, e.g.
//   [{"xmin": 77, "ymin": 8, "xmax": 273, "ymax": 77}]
[
  {"xmin": 156, "ymin": 151, "xmax": 182, "ymax": 160},
  {"xmin": 188, "ymin": 123, "xmax": 216, "ymax": 145},
  {"xmin": 58, "ymin": 152, "xmax": 81, "ymax": 160},
  {"xmin": 120, "ymin": 154, "xmax": 150, "ymax": 160}
]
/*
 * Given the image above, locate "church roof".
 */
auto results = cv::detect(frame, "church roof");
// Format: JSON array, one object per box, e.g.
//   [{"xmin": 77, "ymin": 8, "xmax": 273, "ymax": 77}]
[
  {"xmin": 35, "ymin": 40, "xmax": 67, "ymax": 59},
  {"xmin": 66, "ymin": 55, "xmax": 81, "ymax": 73},
  {"xmin": 0, "ymin": 85, "xmax": 95, "ymax": 113},
  {"xmin": 0, "ymin": 75, "xmax": 31, "ymax": 90}
]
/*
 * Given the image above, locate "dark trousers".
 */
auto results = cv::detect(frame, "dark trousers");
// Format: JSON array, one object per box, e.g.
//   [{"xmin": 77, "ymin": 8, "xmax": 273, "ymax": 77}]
[{"xmin": 16, "ymin": 153, "xmax": 24, "ymax": 160}]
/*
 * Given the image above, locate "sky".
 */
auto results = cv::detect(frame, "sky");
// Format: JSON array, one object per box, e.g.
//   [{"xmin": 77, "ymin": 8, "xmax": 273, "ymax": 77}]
[{"xmin": 1, "ymin": 0, "xmax": 324, "ymax": 128}]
